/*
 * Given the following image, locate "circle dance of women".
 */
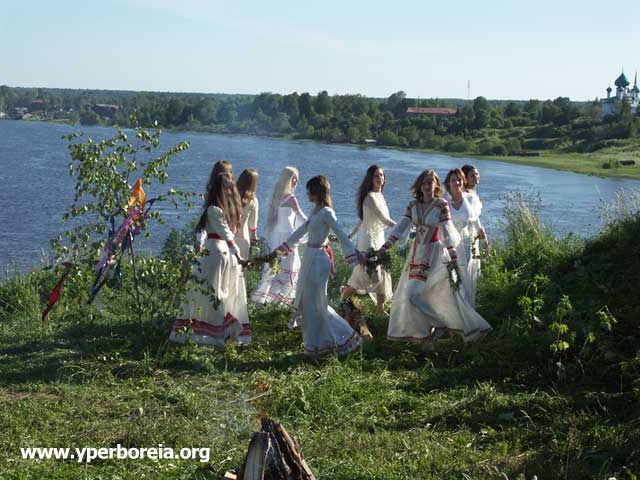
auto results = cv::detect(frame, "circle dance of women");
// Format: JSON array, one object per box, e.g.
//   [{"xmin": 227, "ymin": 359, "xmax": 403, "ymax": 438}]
[{"xmin": 170, "ymin": 163, "xmax": 492, "ymax": 357}]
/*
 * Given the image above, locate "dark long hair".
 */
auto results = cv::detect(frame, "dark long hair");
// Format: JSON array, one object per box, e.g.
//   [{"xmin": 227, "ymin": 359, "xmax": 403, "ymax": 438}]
[
  {"xmin": 196, "ymin": 172, "xmax": 243, "ymax": 234},
  {"xmin": 306, "ymin": 176, "xmax": 332, "ymax": 208},
  {"xmin": 356, "ymin": 165, "xmax": 384, "ymax": 220},
  {"xmin": 205, "ymin": 160, "xmax": 234, "ymax": 195},
  {"xmin": 461, "ymin": 164, "xmax": 476, "ymax": 177},
  {"xmin": 236, "ymin": 168, "xmax": 259, "ymax": 206},
  {"xmin": 410, "ymin": 169, "xmax": 443, "ymax": 202}
]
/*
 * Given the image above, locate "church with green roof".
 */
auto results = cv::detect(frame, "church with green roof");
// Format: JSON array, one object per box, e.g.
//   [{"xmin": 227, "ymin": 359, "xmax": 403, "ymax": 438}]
[{"xmin": 601, "ymin": 71, "xmax": 639, "ymax": 116}]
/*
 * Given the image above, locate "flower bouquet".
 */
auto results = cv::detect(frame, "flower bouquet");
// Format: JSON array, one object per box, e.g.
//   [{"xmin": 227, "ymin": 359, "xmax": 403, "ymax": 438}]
[
  {"xmin": 471, "ymin": 236, "xmax": 490, "ymax": 259},
  {"xmin": 447, "ymin": 261, "xmax": 460, "ymax": 291},
  {"xmin": 240, "ymin": 251, "xmax": 281, "ymax": 273},
  {"xmin": 363, "ymin": 248, "xmax": 391, "ymax": 277}
]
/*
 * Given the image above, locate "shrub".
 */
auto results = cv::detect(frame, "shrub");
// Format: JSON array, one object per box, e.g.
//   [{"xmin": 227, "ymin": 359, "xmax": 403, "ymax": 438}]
[
  {"xmin": 477, "ymin": 139, "xmax": 508, "ymax": 156},
  {"xmin": 444, "ymin": 137, "xmax": 474, "ymax": 153}
]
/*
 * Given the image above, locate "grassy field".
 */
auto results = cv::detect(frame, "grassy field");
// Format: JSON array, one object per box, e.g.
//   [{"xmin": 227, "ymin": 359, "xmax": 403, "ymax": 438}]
[
  {"xmin": 481, "ymin": 145, "xmax": 640, "ymax": 180},
  {"xmin": 2, "ymin": 296, "xmax": 637, "ymax": 479},
  {"xmin": 1, "ymin": 202, "xmax": 640, "ymax": 479}
]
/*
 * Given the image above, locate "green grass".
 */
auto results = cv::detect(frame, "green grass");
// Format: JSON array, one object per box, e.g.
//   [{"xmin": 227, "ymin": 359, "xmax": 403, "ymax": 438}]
[
  {"xmin": 480, "ymin": 144, "xmax": 640, "ymax": 180},
  {"xmin": 2, "ymin": 206, "xmax": 640, "ymax": 479}
]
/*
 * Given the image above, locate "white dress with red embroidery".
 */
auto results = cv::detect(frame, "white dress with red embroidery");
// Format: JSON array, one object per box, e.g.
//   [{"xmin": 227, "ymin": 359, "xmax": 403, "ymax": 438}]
[
  {"xmin": 235, "ymin": 197, "xmax": 259, "ymax": 259},
  {"xmin": 252, "ymin": 194, "xmax": 306, "ymax": 306},
  {"xmin": 170, "ymin": 206, "xmax": 250, "ymax": 346},
  {"xmin": 281, "ymin": 206, "xmax": 362, "ymax": 357},
  {"xmin": 384, "ymin": 199, "xmax": 491, "ymax": 342},
  {"xmin": 346, "ymin": 191, "xmax": 396, "ymax": 302}
]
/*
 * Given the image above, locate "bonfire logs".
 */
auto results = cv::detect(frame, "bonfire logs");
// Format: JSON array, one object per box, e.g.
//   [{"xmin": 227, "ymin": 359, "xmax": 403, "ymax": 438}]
[{"xmin": 225, "ymin": 417, "xmax": 316, "ymax": 480}]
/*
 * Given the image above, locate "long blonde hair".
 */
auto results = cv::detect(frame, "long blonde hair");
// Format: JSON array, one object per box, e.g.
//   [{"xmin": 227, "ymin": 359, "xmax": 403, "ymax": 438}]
[{"xmin": 266, "ymin": 166, "xmax": 299, "ymax": 233}]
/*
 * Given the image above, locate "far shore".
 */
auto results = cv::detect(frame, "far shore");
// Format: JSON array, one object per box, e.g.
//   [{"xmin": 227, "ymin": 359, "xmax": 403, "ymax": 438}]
[{"xmin": 5, "ymin": 117, "xmax": 640, "ymax": 181}]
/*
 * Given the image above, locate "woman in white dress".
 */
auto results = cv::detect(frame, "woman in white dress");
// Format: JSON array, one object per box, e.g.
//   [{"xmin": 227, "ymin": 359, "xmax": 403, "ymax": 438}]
[
  {"xmin": 341, "ymin": 165, "xmax": 396, "ymax": 315},
  {"xmin": 170, "ymin": 172, "xmax": 251, "ymax": 347},
  {"xmin": 274, "ymin": 176, "xmax": 363, "ymax": 357},
  {"xmin": 461, "ymin": 164, "xmax": 488, "ymax": 305},
  {"xmin": 379, "ymin": 169, "xmax": 491, "ymax": 351},
  {"xmin": 235, "ymin": 168, "xmax": 259, "ymax": 259},
  {"xmin": 196, "ymin": 160, "xmax": 235, "ymax": 251},
  {"xmin": 252, "ymin": 166, "xmax": 307, "ymax": 306},
  {"xmin": 444, "ymin": 168, "xmax": 488, "ymax": 307},
  {"xmin": 461, "ymin": 164, "xmax": 482, "ymax": 216}
]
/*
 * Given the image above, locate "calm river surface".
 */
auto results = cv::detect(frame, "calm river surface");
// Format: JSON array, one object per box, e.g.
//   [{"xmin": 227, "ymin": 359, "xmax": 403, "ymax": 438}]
[{"xmin": 1, "ymin": 120, "xmax": 639, "ymax": 273}]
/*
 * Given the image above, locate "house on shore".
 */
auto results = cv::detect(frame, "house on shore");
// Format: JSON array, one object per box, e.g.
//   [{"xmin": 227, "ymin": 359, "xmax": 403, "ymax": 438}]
[{"xmin": 404, "ymin": 106, "xmax": 458, "ymax": 117}]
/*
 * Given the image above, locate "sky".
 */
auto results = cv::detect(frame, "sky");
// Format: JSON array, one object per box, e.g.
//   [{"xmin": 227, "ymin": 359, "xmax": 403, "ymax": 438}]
[{"xmin": 2, "ymin": 0, "xmax": 640, "ymax": 102}]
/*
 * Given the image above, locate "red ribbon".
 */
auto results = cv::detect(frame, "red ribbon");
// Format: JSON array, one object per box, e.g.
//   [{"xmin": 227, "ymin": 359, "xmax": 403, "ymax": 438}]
[
  {"xmin": 324, "ymin": 244, "xmax": 335, "ymax": 276},
  {"xmin": 42, "ymin": 262, "xmax": 73, "ymax": 321}
]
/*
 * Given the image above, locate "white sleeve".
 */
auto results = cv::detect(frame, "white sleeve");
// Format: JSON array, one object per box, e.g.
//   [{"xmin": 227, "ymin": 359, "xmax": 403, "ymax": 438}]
[
  {"xmin": 209, "ymin": 206, "xmax": 240, "ymax": 255},
  {"xmin": 324, "ymin": 208, "xmax": 357, "ymax": 263},
  {"xmin": 280, "ymin": 221, "xmax": 308, "ymax": 252},
  {"xmin": 365, "ymin": 193, "xmax": 396, "ymax": 227},
  {"xmin": 248, "ymin": 198, "xmax": 259, "ymax": 233},
  {"xmin": 348, "ymin": 219, "xmax": 363, "ymax": 239},
  {"xmin": 382, "ymin": 202, "xmax": 413, "ymax": 249},
  {"xmin": 437, "ymin": 200, "xmax": 461, "ymax": 249}
]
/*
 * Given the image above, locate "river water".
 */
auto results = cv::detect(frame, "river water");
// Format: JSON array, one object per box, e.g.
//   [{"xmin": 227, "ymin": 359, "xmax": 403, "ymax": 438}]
[{"xmin": 1, "ymin": 120, "xmax": 638, "ymax": 273}]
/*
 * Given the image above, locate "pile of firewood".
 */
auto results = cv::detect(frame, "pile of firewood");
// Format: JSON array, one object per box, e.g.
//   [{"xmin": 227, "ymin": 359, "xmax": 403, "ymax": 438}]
[{"xmin": 223, "ymin": 417, "xmax": 316, "ymax": 480}]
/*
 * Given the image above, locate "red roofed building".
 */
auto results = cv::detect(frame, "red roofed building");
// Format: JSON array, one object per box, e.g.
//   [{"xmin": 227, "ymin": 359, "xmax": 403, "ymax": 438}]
[
  {"xmin": 405, "ymin": 107, "xmax": 457, "ymax": 116},
  {"xmin": 30, "ymin": 98, "xmax": 47, "ymax": 111}
]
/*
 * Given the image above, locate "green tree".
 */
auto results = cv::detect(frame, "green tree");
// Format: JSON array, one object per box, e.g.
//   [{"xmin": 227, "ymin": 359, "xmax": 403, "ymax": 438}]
[
  {"xmin": 79, "ymin": 108, "xmax": 101, "ymax": 125},
  {"xmin": 216, "ymin": 101, "xmax": 237, "ymax": 123},
  {"xmin": 315, "ymin": 91, "xmax": 333, "ymax": 116},
  {"xmin": 282, "ymin": 92, "xmax": 300, "ymax": 122},
  {"xmin": 504, "ymin": 102, "xmax": 522, "ymax": 118},
  {"xmin": 472, "ymin": 96, "xmax": 491, "ymax": 129},
  {"xmin": 299, "ymin": 92, "xmax": 315, "ymax": 119},
  {"xmin": 273, "ymin": 112, "xmax": 292, "ymax": 133},
  {"xmin": 54, "ymin": 119, "xmax": 195, "ymax": 328},
  {"xmin": 165, "ymin": 98, "xmax": 186, "ymax": 126},
  {"xmin": 523, "ymin": 99, "xmax": 542, "ymax": 121},
  {"xmin": 193, "ymin": 97, "xmax": 217, "ymax": 125}
]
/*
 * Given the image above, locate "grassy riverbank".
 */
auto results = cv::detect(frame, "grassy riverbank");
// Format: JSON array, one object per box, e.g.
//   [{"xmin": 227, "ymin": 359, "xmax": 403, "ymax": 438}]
[
  {"xmin": 1, "ymin": 196, "xmax": 639, "ymax": 479},
  {"xmin": 173, "ymin": 122, "xmax": 640, "ymax": 180},
  {"xmin": 191, "ymin": 127, "xmax": 640, "ymax": 180},
  {"xmin": 486, "ymin": 145, "xmax": 640, "ymax": 179}
]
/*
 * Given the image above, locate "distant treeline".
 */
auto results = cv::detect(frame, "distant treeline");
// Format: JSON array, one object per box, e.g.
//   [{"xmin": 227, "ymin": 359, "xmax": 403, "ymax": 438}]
[{"xmin": 1, "ymin": 85, "xmax": 638, "ymax": 154}]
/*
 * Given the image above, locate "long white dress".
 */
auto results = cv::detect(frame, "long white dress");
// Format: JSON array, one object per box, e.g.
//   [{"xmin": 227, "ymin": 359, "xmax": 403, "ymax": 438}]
[
  {"xmin": 346, "ymin": 191, "xmax": 396, "ymax": 302},
  {"xmin": 235, "ymin": 197, "xmax": 259, "ymax": 259},
  {"xmin": 465, "ymin": 189, "xmax": 484, "ymax": 306},
  {"xmin": 170, "ymin": 206, "xmax": 251, "ymax": 346},
  {"xmin": 446, "ymin": 192, "xmax": 484, "ymax": 307},
  {"xmin": 281, "ymin": 207, "xmax": 362, "ymax": 357},
  {"xmin": 252, "ymin": 194, "xmax": 306, "ymax": 306},
  {"xmin": 385, "ymin": 199, "xmax": 491, "ymax": 343}
]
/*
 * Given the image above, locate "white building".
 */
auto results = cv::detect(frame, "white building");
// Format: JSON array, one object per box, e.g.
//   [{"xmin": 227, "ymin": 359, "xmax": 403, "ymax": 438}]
[{"xmin": 601, "ymin": 71, "xmax": 639, "ymax": 116}]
